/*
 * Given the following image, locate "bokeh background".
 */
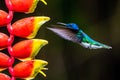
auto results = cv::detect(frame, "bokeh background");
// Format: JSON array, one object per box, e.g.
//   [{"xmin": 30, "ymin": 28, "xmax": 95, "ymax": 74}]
[{"xmin": 0, "ymin": 0, "xmax": 120, "ymax": 80}]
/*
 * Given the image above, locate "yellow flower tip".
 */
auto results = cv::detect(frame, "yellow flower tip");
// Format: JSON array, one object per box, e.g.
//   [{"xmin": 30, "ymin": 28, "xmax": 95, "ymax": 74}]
[
  {"xmin": 38, "ymin": 59, "xmax": 48, "ymax": 67},
  {"xmin": 33, "ymin": 39, "xmax": 48, "ymax": 46},
  {"xmin": 42, "ymin": 68, "xmax": 48, "ymax": 70},
  {"xmin": 25, "ymin": 79, "xmax": 31, "ymax": 80},
  {"xmin": 35, "ymin": 16, "xmax": 50, "ymax": 23},
  {"xmin": 39, "ymin": 70, "xmax": 46, "ymax": 77},
  {"xmin": 33, "ymin": 59, "xmax": 48, "ymax": 77},
  {"xmin": 43, "ymin": 16, "xmax": 50, "ymax": 21},
  {"xmin": 39, "ymin": 60, "xmax": 48, "ymax": 77},
  {"xmin": 0, "ymin": 68, "xmax": 7, "ymax": 72},
  {"xmin": 34, "ymin": 16, "xmax": 50, "ymax": 27},
  {"xmin": 39, "ymin": 39, "xmax": 48, "ymax": 45},
  {"xmin": 27, "ymin": 16, "xmax": 50, "ymax": 39},
  {"xmin": 29, "ymin": 39, "xmax": 48, "ymax": 60},
  {"xmin": 40, "ymin": 0, "xmax": 47, "ymax": 5}
]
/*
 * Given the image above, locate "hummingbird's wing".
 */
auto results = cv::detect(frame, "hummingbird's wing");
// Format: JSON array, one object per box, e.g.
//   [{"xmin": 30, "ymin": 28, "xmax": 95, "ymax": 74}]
[{"xmin": 47, "ymin": 25, "xmax": 82, "ymax": 43}]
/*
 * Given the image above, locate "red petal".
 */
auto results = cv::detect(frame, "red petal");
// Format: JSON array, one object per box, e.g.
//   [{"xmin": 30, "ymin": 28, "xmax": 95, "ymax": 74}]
[
  {"xmin": 0, "ymin": 52, "xmax": 10, "ymax": 68},
  {"xmin": 11, "ymin": 17, "xmax": 34, "ymax": 38},
  {"xmin": 0, "ymin": 73, "xmax": 11, "ymax": 80},
  {"xmin": 0, "ymin": 10, "xmax": 8, "ymax": 27},
  {"xmin": 10, "ymin": 0, "xmax": 33, "ymax": 12},
  {"xmin": 12, "ymin": 40, "xmax": 33, "ymax": 59},
  {"xmin": 13, "ymin": 61, "xmax": 34, "ymax": 78},
  {"xmin": 0, "ymin": 33, "xmax": 9, "ymax": 50}
]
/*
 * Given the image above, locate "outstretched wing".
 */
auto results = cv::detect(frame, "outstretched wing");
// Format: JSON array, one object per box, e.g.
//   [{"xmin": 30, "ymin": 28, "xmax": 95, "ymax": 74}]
[{"xmin": 47, "ymin": 25, "xmax": 82, "ymax": 43}]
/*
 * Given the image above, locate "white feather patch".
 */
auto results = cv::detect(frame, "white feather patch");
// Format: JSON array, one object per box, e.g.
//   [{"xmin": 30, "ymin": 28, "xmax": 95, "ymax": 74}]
[{"xmin": 80, "ymin": 42, "xmax": 103, "ymax": 49}]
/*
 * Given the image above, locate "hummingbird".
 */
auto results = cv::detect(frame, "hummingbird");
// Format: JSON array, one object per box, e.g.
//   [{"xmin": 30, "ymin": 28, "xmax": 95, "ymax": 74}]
[{"xmin": 47, "ymin": 22, "xmax": 112, "ymax": 49}]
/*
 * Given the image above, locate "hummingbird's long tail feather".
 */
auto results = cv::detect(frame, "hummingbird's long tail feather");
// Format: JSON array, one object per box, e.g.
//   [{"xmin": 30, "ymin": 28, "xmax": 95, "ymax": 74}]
[
  {"xmin": 100, "ymin": 43, "xmax": 112, "ymax": 49},
  {"xmin": 79, "ymin": 42, "xmax": 112, "ymax": 49},
  {"xmin": 79, "ymin": 30, "xmax": 112, "ymax": 49}
]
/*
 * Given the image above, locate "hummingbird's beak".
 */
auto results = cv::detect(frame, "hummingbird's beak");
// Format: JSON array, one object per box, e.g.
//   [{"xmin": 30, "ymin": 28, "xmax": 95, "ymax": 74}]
[{"xmin": 57, "ymin": 22, "xmax": 67, "ymax": 26}]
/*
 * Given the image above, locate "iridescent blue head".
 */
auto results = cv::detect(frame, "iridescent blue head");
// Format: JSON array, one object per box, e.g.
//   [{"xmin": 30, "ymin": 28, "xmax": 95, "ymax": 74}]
[
  {"xmin": 57, "ymin": 22, "xmax": 79, "ymax": 31},
  {"xmin": 66, "ymin": 23, "xmax": 79, "ymax": 30}
]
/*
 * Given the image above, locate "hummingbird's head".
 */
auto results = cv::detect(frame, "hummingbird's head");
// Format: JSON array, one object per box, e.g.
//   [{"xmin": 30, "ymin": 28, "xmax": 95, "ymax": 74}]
[
  {"xmin": 66, "ymin": 23, "xmax": 79, "ymax": 31},
  {"xmin": 57, "ymin": 22, "xmax": 79, "ymax": 31}
]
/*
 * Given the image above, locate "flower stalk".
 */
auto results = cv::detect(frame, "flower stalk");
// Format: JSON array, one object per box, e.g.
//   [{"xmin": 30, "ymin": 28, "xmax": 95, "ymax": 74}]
[
  {"xmin": 0, "ymin": 0, "xmax": 49, "ymax": 80},
  {"xmin": 5, "ymin": 1, "xmax": 15, "ymax": 79}
]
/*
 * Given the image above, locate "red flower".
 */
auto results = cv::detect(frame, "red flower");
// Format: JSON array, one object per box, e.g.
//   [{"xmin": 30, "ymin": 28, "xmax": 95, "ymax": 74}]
[
  {"xmin": 0, "ymin": 73, "xmax": 11, "ymax": 80},
  {"xmin": 0, "ymin": 33, "xmax": 9, "ymax": 50},
  {"xmin": 0, "ymin": 10, "xmax": 8, "ymax": 27},
  {"xmin": 11, "ymin": 39, "xmax": 48, "ymax": 61},
  {"xmin": 10, "ymin": 16, "xmax": 50, "ymax": 39},
  {"xmin": 13, "ymin": 59, "xmax": 48, "ymax": 79},
  {"xmin": 0, "ymin": 52, "xmax": 10, "ymax": 71},
  {"xmin": 6, "ymin": 0, "xmax": 47, "ymax": 13}
]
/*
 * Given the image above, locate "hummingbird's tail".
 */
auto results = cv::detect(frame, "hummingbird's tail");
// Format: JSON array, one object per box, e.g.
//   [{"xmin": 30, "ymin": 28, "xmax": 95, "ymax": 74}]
[
  {"xmin": 95, "ymin": 41, "xmax": 112, "ymax": 49},
  {"xmin": 101, "ymin": 44, "xmax": 112, "ymax": 49}
]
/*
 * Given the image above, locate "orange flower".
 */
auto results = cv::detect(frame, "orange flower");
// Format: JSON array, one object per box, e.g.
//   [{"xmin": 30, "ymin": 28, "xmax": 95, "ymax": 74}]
[
  {"xmin": 0, "ymin": 52, "xmax": 10, "ymax": 71},
  {"xmin": 0, "ymin": 73, "xmax": 11, "ymax": 80},
  {"xmin": 10, "ymin": 16, "xmax": 50, "ymax": 39},
  {"xmin": 13, "ymin": 59, "xmax": 48, "ymax": 79},
  {"xmin": 8, "ymin": 0, "xmax": 47, "ymax": 13},
  {"xmin": 0, "ymin": 33, "xmax": 9, "ymax": 50},
  {"xmin": 12, "ymin": 39, "xmax": 48, "ymax": 61},
  {"xmin": 0, "ymin": 10, "xmax": 8, "ymax": 27}
]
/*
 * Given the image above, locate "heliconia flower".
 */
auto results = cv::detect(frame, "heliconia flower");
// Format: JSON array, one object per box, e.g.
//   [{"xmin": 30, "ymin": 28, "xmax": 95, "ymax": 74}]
[
  {"xmin": 13, "ymin": 59, "xmax": 48, "ymax": 79},
  {"xmin": 0, "ymin": 52, "xmax": 10, "ymax": 71},
  {"xmin": 11, "ymin": 39, "xmax": 48, "ymax": 61},
  {"xmin": 9, "ymin": 16, "xmax": 50, "ymax": 39},
  {"xmin": 0, "ymin": 10, "xmax": 8, "ymax": 27},
  {"xmin": 6, "ymin": 0, "xmax": 47, "ymax": 13},
  {"xmin": 0, "ymin": 73, "xmax": 11, "ymax": 80},
  {"xmin": 0, "ymin": 33, "xmax": 9, "ymax": 50}
]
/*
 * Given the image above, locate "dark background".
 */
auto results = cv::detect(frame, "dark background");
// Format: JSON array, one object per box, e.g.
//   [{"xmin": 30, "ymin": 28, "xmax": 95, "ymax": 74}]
[{"xmin": 0, "ymin": 0, "xmax": 120, "ymax": 80}]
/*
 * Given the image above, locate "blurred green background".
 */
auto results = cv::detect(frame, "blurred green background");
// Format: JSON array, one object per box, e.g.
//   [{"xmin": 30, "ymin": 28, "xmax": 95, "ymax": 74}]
[{"xmin": 0, "ymin": 0, "xmax": 120, "ymax": 80}]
